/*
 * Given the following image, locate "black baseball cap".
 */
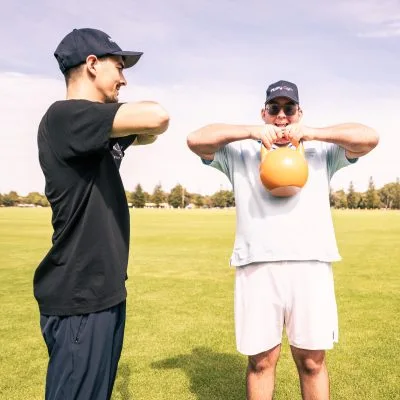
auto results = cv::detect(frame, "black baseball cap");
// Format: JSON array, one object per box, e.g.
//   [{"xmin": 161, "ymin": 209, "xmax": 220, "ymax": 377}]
[
  {"xmin": 54, "ymin": 28, "xmax": 143, "ymax": 74},
  {"xmin": 265, "ymin": 80, "xmax": 299, "ymax": 104}
]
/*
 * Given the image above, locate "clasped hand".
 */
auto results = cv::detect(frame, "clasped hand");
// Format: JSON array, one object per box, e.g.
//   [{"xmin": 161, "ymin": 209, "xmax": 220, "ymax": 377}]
[{"xmin": 256, "ymin": 123, "xmax": 308, "ymax": 150}]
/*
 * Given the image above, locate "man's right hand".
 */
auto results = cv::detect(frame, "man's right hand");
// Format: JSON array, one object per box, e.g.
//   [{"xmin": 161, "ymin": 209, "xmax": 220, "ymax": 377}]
[{"xmin": 250, "ymin": 125, "xmax": 286, "ymax": 150}]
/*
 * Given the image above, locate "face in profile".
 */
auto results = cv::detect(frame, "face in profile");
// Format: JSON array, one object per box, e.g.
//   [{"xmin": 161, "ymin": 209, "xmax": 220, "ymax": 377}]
[{"xmin": 95, "ymin": 56, "xmax": 127, "ymax": 103}]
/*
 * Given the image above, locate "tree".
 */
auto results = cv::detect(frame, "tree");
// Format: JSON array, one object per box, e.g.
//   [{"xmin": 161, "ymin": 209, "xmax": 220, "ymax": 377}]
[
  {"xmin": 358, "ymin": 193, "xmax": 367, "ymax": 209},
  {"xmin": 329, "ymin": 187, "xmax": 335, "ymax": 207},
  {"xmin": 347, "ymin": 181, "xmax": 358, "ymax": 209},
  {"xmin": 131, "ymin": 184, "xmax": 146, "ymax": 208},
  {"xmin": 143, "ymin": 191, "xmax": 151, "ymax": 203},
  {"xmin": 168, "ymin": 184, "xmax": 186, "ymax": 208},
  {"xmin": 333, "ymin": 189, "xmax": 347, "ymax": 209},
  {"xmin": 24, "ymin": 192, "xmax": 49, "ymax": 206},
  {"xmin": 2, "ymin": 191, "xmax": 20, "ymax": 207},
  {"xmin": 202, "ymin": 195, "xmax": 212, "ymax": 208},
  {"xmin": 210, "ymin": 190, "xmax": 235, "ymax": 208},
  {"xmin": 394, "ymin": 178, "xmax": 400, "ymax": 209},
  {"xmin": 365, "ymin": 176, "xmax": 381, "ymax": 209},
  {"xmin": 225, "ymin": 191, "xmax": 235, "ymax": 207},
  {"xmin": 379, "ymin": 183, "xmax": 395, "ymax": 209},
  {"xmin": 151, "ymin": 184, "xmax": 165, "ymax": 207},
  {"xmin": 379, "ymin": 178, "xmax": 400, "ymax": 209},
  {"xmin": 211, "ymin": 191, "xmax": 225, "ymax": 208},
  {"xmin": 192, "ymin": 194, "xmax": 204, "ymax": 208}
]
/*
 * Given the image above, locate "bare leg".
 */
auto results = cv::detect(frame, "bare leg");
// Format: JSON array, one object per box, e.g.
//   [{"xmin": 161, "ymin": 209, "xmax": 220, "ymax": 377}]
[
  {"xmin": 246, "ymin": 344, "xmax": 281, "ymax": 400},
  {"xmin": 290, "ymin": 346, "xmax": 329, "ymax": 400}
]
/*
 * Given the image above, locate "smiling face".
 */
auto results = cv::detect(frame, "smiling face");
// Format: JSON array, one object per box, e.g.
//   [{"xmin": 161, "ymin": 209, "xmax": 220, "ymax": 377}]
[
  {"xmin": 261, "ymin": 96, "xmax": 303, "ymax": 144},
  {"xmin": 94, "ymin": 55, "xmax": 127, "ymax": 103}
]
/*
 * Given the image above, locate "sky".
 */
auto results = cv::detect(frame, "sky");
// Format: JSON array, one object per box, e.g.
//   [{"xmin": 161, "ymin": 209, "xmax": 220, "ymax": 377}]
[{"xmin": 1, "ymin": 0, "xmax": 400, "ymax": 196}]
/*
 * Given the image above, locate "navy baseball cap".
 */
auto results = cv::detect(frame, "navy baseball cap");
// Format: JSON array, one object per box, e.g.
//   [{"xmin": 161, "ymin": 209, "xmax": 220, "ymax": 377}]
[
  {"xmin": 265, "ymin": 80, "xmax": 299, "ymax": 104},
  {"xmin": 54, "ymin": 28, "xmax": 143, "ymax": 73}
]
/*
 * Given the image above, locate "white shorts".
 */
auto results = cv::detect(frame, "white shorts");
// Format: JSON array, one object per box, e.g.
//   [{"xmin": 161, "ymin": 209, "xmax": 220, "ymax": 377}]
[{"xmin": 234, "ymin": 261, "xmax": 338, "ymax": 355}]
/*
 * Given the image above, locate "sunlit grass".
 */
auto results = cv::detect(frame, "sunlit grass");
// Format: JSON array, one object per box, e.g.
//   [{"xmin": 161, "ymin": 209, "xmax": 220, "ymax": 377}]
[{"xmin": 0, "ymin": 208, "xmax": 399, "ymax": 399}]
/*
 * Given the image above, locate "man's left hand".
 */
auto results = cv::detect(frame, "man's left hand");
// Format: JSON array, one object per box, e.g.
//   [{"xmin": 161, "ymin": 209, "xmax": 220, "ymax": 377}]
[{"xmin": 283, "ymin": 124, "xmax": 313, "ymax": 146}]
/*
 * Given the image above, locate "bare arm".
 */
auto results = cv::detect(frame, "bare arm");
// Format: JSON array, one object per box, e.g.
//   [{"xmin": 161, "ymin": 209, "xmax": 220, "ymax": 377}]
[
  {"xmin": 286, "ymin": 123, "xmax": 379, "ymax": 159},
  {"xmin": 110, "ymin": 101, "xmax": 169, "ymax": 138},
  {"xmin": 187, "ymin": 124, "xmax": 280, "ymax": 160},
  {"xmin": 131, "ymin": 134, "xmax": 158, "ymax": 146},
  {"xmin": 309, "ymin": 124, "xmax": 379, "ymax": 158}
]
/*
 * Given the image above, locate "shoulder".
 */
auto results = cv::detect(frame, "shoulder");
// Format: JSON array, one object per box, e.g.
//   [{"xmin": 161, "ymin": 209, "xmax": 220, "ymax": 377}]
[
  {"xmin": 46, "ymin": 100, "xmax": 121, "ymax": 124},
  {"xmin": 47, "ymin": 99, "xmax": 121, "ymax": 115},
  {"xmin": 44, "ymin": 100, "xmax": 87, "ymax": 123},
  {"xmin": 47, "ymin": 99, "xmax": 88, "ymax": 114}
]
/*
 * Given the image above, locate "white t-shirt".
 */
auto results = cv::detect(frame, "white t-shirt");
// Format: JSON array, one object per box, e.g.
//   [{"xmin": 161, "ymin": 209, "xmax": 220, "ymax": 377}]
[{"xmin": 206, "ymin": 140, "xmax": 355, "ymax": 267}]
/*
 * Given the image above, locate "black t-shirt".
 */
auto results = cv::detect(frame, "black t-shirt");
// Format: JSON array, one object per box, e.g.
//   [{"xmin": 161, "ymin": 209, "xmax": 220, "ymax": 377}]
[{"xmin": 34, "ymin": 100, "xmax": 136, "ymax": 316}]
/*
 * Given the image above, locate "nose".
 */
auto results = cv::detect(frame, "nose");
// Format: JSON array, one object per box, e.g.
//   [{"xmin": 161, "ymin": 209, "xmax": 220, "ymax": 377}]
[
  {"xmin": 277, "ymin": 107, "xmax": 287, "ymax": 118},
  {"xmin": 120, "ymin": 72, "xmax": 127, "ymax": 86}
]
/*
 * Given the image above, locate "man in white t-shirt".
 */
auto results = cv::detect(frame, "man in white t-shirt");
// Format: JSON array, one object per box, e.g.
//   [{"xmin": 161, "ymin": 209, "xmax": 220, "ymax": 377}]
[{"xmin": 186, "ymin": 80, "xmax": 379, "ymax": 400}]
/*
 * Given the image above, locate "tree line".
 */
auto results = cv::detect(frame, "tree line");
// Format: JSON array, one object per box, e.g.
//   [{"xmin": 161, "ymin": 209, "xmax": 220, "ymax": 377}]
[
  {"xmin": 1, "ymin": 177, "xmax": 399, "ymax": 209},
  {"xmin": 329, "ymin": 177, "xmax": 400, "ymax": 210}
]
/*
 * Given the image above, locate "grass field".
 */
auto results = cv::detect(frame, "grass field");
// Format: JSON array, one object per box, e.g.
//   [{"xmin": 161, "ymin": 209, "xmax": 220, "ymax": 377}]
[{"xmin": 0, "ymin": 208, "xmax": 399, "ymax": 400}]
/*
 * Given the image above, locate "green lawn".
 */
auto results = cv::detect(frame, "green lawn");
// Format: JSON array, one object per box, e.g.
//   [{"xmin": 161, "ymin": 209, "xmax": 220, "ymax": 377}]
[{"xmin": 0, "ymin": 208, "xmax": 399, "ymax": 399}]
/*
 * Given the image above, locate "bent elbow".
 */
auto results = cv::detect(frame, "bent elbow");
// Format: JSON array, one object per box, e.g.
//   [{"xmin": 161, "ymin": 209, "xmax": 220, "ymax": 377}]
[
  {"xmin": 150, "ymin": 106, "xmax": 169, "ymax": 134},
  {"xmin": 155, "ymin": 106, "xmax": 170, "ymax": 129},
  {"xmin": 368, "ymin": 130, "xmax": 380, "ymax": 150},
  {"xmin": 186, "ymin": 132, "xmax": 198, "ymax": 151}
]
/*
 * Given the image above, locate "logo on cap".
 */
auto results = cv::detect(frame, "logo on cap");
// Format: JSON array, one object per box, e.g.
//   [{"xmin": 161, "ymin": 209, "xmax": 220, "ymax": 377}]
[{"xmin": 270, "ymin": 85, "xmax": 294, "ymax": 93}]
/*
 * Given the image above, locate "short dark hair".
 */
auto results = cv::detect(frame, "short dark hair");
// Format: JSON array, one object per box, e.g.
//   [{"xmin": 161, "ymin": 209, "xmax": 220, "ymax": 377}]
[
  {"xmin": 64, "ymin": 63, "xmax": 84, "ymax": 85},
  {"xmin": 63, "ymin": 55, "xmax": 114, "ymax": 86}
]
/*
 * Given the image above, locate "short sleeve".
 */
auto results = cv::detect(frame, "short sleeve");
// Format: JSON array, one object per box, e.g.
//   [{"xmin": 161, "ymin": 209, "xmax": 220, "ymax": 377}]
[
  {"xmin": 45, "ymin": 100, "xmax": 123, "ymax": 160},
  {"xmin": 326, "ymin": 143, "xmax": 358, "ymax": 180},
  {"xmin": 110, "ymin": 135, "xmax": 137, "ymax": 153},
  {"xmin": 202, "ymin": 146, "xmax": 232, "ymax": 178}
]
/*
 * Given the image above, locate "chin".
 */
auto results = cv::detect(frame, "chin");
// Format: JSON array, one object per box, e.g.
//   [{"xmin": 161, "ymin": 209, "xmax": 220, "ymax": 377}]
[{"xmin": 104, "ymin": 96, "xmax": 118, "ymax": 104}]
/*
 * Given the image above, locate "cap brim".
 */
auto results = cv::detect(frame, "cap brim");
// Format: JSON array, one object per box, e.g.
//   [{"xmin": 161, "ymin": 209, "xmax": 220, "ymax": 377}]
[
  {"xmin": 111, "ymin": 51, "xmax": 143, "ymax": 68},
  {"xmin": 266, "ymin": 92, "xmax": 299, "ymax": 104}
]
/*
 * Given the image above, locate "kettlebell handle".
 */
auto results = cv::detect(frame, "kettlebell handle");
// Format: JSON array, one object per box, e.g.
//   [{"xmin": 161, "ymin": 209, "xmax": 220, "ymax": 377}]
[{"xmin": 261, "ymin": 140, "xmax": 305, "ymax": 161}]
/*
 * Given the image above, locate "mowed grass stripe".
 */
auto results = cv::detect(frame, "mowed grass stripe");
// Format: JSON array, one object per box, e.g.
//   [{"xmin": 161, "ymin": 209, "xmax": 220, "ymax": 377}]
[{"xmin": 0, "ymin": 208, "xmax": 398, "ymax": 399}]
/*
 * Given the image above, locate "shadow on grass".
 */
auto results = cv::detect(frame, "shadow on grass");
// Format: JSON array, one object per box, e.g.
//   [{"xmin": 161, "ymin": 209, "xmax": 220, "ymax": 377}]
[
  {"xmin": 151, "ymin": 346, "xmax": 247, "ymax": 400},
  {"xmin": 115, "ymin": 363, "xmax": 131, "ymax": 400}
]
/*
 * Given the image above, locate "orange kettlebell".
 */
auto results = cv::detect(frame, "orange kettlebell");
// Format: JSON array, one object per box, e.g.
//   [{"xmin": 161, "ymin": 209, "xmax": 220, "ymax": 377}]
[{"xmin": 259, "ymin": 142, "xmax": 308, "ymax": 197}]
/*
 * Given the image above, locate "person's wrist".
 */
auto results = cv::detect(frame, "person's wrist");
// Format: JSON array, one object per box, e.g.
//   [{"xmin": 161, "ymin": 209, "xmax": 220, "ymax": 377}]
[
  {"xmin": 243, "ymin": 126, "xmax": 252, "ymax": 140},
  {"xmin": 304, "ymin": 126, "xmax": 317, "ymax": 141}
]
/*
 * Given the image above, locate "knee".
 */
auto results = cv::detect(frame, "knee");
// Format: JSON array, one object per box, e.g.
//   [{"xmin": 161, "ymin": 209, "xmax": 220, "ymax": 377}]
[
  {"xmin": 295, "ymin": 353, "xmax": 325, "ymax": 376},
  {"xmin": 248, "ymin": 352, "xmax": 278, "ymax": 374}
]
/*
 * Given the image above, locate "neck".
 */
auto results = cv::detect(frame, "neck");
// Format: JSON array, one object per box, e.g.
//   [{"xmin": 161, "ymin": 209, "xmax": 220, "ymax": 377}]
[{"xmin": 66, "ymin": 81, "xmax": 104, "ymax": 103}]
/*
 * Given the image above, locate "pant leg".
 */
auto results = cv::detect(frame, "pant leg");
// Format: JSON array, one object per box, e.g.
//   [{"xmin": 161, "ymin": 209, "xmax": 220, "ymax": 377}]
[
  {"xmin": 107, "ymin": 301, "xmax": 126, "ymax": 398},
  {"xmin": 40, "ymin": 301, "xmax": 126, "ymax": 400}
]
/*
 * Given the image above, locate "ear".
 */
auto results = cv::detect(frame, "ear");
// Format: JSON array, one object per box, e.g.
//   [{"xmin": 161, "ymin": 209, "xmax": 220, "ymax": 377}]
[
  {"xmin": 86, "ymin": 55, "xmax": 99, "ymax": 76},
  {"xmin": 261, "ymin": 107, "xmax": 267, "ymax": 123},
  {"xmin": 298, "ymin": 107, "xmax": 303, "ymax": 121}
]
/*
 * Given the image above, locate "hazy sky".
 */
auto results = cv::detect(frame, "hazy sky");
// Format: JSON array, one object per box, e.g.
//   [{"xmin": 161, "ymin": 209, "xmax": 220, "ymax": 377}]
[{"xmin": 1, "ymin": 0, "xmax": 399, "ymax": 195}]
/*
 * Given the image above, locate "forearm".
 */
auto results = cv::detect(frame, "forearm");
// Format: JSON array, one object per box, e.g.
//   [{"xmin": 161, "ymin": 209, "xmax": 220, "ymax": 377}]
[
  {"xmin": 132, "ymin": 134, "xmax": 158, "ymax": 146},
  {"xmin": 306, "ymin": 123, "xmax": 379, "ymax": 157},
  {"xmin": 110, "ymin": 102, "xmax": 169, "ymax": 138},
  {"xmin": 187, "ymin": 124, "xmax": 258, "ymax": 158}
]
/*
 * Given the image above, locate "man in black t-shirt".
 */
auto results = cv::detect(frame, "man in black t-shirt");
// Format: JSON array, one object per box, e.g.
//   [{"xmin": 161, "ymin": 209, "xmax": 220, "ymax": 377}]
[{"xmin": 35, "ymin": 28, "xmax": 169, "ymax": 400}]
